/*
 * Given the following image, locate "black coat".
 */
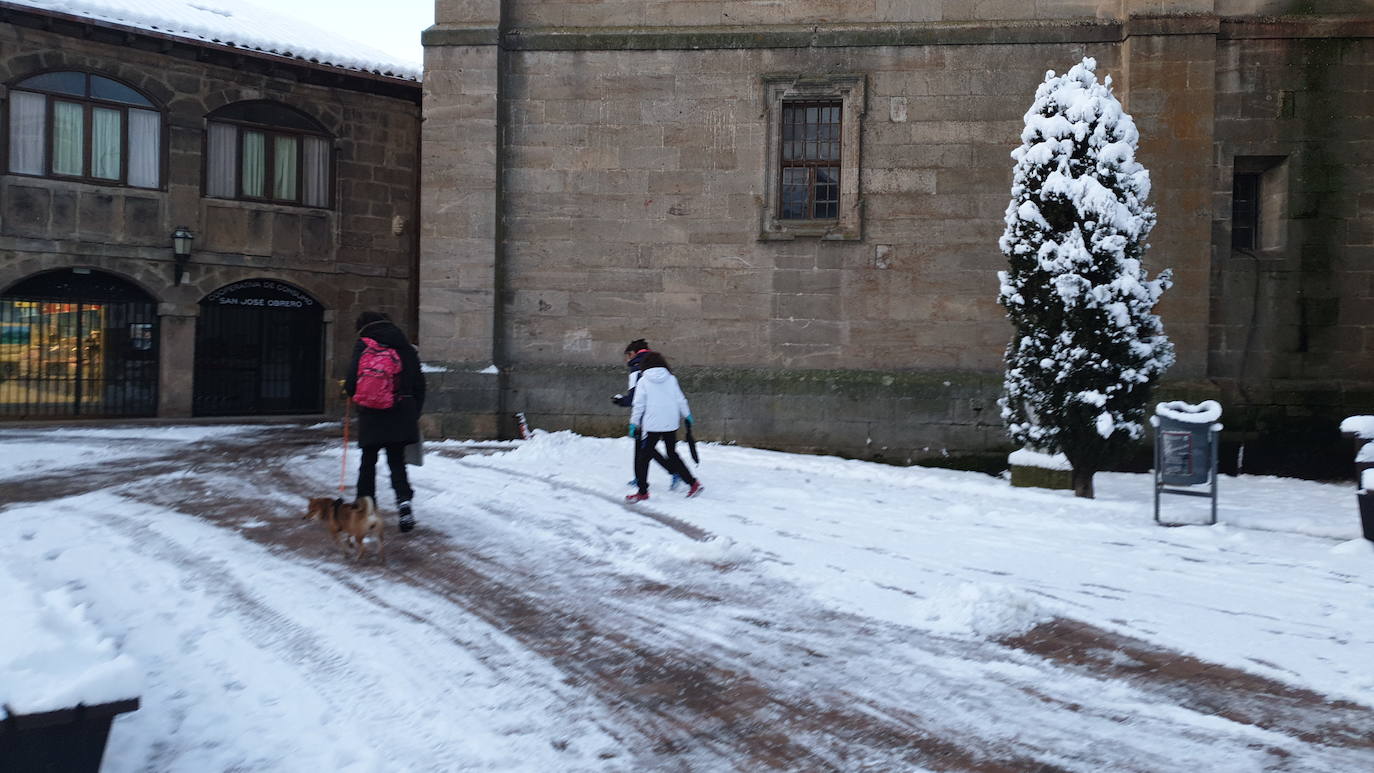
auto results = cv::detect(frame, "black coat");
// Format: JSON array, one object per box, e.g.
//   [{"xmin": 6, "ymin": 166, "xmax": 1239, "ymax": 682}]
[
  {"xmin": 345, "ymin": 321, "xmax": 425, "ymax": 448},
  {"xmin": 612, "ymin": 350, "xmax": 652, "ymax": 407}
]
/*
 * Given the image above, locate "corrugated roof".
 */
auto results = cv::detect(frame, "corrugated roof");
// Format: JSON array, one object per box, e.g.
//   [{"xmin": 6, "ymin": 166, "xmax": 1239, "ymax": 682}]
[{"xmin": 3, "ymin": 0, "xmax": 421, "ymax": 82}]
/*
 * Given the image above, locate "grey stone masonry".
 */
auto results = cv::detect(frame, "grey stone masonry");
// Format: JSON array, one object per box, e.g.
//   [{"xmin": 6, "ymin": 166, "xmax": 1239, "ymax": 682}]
[{"xmin": 421, "ymin": 1, "xmax": 1374, "ymax": 473}]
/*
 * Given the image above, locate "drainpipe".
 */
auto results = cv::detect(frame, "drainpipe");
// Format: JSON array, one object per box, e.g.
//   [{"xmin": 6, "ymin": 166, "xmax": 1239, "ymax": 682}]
[
  {"xmin": 493, "ymin": 0, "xmax": 512, "ymax": 439},
  {"xmin": 410, "ymin": 98, "xmax": 422, "ymax": 344}
]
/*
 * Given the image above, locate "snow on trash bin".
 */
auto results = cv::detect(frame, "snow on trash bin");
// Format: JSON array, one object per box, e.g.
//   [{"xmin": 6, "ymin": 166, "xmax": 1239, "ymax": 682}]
[{"xmin": 0, "ymin": 564, "xmax": 140, "ymax": 718}]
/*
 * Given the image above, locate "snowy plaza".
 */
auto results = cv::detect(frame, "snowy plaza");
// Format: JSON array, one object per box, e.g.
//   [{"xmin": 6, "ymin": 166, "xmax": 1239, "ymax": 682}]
[{"xmin": 3, "ymin": 422, "xmax": 1372, "ymax": 771}]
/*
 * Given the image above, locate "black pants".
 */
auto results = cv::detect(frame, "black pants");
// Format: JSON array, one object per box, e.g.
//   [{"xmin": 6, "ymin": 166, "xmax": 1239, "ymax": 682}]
[
  {"xmin": 634, "ymin": 431, "xmax": 696, "ymax": 494},
  {"xmin": 357, "ymin": 443, "xmax": 413, "ymax": 504}
]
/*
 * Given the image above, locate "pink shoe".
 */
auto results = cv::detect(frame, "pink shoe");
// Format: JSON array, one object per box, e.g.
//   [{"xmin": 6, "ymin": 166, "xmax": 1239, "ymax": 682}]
[
  {"xmin": 686, "ymin": 482, "xmax": 703, "ymax": 498},
  {"xmin": 625, "ymin": 492, "xmax": 649, "ymax": 503}
]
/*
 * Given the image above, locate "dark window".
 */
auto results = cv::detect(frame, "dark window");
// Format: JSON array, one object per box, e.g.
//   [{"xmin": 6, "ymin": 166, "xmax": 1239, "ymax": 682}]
[
  {"xmin": 204, "ymin": 102, "xmax": 332, "ymax": 208},
  {"xmin": 1232, "ymin": 172, "xmax": 1260, "ymax": 251},
  {"xmin": 779, "ymin": 101, "xmax": 841, "ymax": 220},
  {"xmin": 5, "ymin": 71, "xmax": 161, "ymax": 188}
]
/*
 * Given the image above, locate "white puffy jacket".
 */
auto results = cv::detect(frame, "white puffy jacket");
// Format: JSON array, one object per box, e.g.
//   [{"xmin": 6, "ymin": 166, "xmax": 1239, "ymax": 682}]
[{"xmin": 630, "ymin": 367, "xmax": 691, "ymax": 432}]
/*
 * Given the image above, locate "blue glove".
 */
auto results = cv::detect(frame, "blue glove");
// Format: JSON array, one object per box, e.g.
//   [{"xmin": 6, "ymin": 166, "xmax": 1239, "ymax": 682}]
[
  {"xmin": 685, "ymin": 414, "xmax": 694, "ymax": 425},
  {"xmin": 628, "ymin": 423, "xmax": 637, "ymax": 438}
]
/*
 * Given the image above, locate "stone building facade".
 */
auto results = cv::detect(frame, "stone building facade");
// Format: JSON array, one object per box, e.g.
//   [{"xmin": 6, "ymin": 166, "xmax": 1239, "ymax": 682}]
[
  {"xmin": 420, "ymin": 0, "xmax": 1372, "ymax": 472},
  {"xmin": 0, "ymin": 3, "xmax": 420, "ymax": 420}
]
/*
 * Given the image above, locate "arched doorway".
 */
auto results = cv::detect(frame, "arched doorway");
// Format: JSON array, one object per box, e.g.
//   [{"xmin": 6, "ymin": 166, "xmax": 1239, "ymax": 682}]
[
  {"xmin": 0, "ymin": 269, "xmax": 159, "ymax": 418},
  {"xmin": 193, "ymin": 279, "xmax": 324, "ymax": 416}
]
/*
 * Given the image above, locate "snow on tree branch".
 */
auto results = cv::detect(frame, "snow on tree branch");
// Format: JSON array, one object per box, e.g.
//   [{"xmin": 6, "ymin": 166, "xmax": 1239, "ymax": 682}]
[{"xmin": 997, "ymin": 57, "xmax": 1175, "ymax": 497}]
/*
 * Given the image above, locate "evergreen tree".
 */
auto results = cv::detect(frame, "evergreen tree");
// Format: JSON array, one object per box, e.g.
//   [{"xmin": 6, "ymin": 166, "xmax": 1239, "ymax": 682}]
[{"xmin": 997, "ymin": 57, "xmax": 1175, "ymax": 498}]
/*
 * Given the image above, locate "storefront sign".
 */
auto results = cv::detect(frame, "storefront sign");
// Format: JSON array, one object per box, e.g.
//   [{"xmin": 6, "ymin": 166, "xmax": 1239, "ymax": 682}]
[{"xmin": 203, "ymin": 280, "xmax": 318, "ymax": 309}]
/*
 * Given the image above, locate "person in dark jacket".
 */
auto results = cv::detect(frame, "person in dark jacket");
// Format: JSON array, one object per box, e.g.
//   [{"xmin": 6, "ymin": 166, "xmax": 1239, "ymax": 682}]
[
  {"xmin": 612, "ymin": 339, "xmax": 679, "ymax": 489},
  {"xmin": 345, "ymin": 311, "xmax": 425, "ymax": 532},
  {"xmin": 611, "ymin": 339, "xmax": 653, "ymax": 408}
]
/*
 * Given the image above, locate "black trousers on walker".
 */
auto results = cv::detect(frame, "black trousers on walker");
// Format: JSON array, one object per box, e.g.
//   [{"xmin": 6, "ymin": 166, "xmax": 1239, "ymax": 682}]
[
  {"xmin": 357, "ymin": 443, "xmax": 413, "ymax": 504},
  {"xmin": 634, "ymin": 431, "xmax": 696, "ymax": 494}
]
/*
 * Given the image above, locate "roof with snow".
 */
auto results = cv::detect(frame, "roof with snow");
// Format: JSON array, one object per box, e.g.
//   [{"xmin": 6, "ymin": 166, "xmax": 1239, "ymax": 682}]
[{"xmin": 2, "ymin": 0, "xmax": 421, "ymax": 82}]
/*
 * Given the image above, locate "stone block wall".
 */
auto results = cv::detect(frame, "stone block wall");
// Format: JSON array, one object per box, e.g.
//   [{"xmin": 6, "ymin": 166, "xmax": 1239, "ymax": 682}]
[
  {"xmin": 0, "ymin": 17, "xmax": 421, "ymax": 416},
  {"xmin": 422, "ymin": 3, "xmax": 1374, "ymax": 472}
]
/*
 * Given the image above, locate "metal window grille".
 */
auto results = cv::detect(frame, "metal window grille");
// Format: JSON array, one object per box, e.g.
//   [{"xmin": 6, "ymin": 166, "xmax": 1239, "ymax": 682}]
[
  {"xmin": 779, "ymin": 101, "xmax": 841, "ymax": 220},
  {"xmin": 1231, "ymin": 172, "xmax": 1260, "ymax": 251},
  {"xmin": 0, "ymin": 277, "xmax": 158, "ymax": 418}
]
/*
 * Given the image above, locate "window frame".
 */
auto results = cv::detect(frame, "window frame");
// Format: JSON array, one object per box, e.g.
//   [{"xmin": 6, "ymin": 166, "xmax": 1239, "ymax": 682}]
[
  {"xmin": 1231, "ymin": 171, "xmax": 1261, "ymax": 251},
  {"xmin": 202, "ymin": 103, "xmax": 335, "ymax": 210},
  {"xmin": 778, "ymin": 100, "xmax": 843, "ymax": 221},
  {"xmin": 2, "ymin": 69, "xmax": 166, "ymax": 190},
  {"xmin": 760, "ymin": 73, "xmax": 865, "ymax": 241}
]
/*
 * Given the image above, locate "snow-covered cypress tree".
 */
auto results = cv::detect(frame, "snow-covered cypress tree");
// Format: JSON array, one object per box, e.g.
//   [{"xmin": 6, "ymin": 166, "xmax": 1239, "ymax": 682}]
[{"xmin": 997, "ymin": 57, "xmax": 1174, "ymax": 499}]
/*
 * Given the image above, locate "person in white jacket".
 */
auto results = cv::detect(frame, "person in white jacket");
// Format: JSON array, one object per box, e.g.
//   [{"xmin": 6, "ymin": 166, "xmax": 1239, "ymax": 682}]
[{"xmin": 626, "ymin": 351, "xmax": 701, "ymax": 501}]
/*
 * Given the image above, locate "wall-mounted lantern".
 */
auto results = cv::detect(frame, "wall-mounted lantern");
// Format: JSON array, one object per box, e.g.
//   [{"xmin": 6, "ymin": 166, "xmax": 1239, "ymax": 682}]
[{"xmin": 171, "ymin": 226, "xmax": 194, "ymax": 285}]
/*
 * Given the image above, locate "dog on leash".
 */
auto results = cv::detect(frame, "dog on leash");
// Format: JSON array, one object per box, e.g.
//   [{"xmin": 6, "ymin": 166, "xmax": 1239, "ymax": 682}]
[{"xmin": 304, "ymin": 496, "xmax": 385, "ymax": 562}]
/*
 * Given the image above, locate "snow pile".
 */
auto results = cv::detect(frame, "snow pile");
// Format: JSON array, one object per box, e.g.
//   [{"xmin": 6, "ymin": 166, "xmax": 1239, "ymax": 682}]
[
  {"xmin": 0, "ymin": 565, "xmax": 140, "ymax": 716},
  {"xmin": 1341, "ymin": 415, "xmax": 1374, "ymax": 440},
  {"xmin": 1362, "ymin": 468, "xmax": 1374, "ymax": 491},
  {"xmin": 1155, "ymin": 400, "xmax": 1222, "ymax": 424},
  {"xmin": 419, "ymin": 363, "xmax": 449, "ymax": 373},
  {"xmin": 910, "ymin": 583, "xmax": 1056, "ymax": 639},
  {"xmin": 1008, "ymin": 448, "xmax": 1071, "ymax": 471},
  {"xmin": 1357, "ymin": 443, "xmax": 1374, "ymax": 464},
  {"xmin": 8, "ymin": 0, "xmax": 420, "ymax": 80},
  {"xmin": 656, "ymin": 537, "xmax": 756, "ymax": 569},
  {"xmin": 998, "ymin": 57, "xmax": 1174, "ymax": 475}
]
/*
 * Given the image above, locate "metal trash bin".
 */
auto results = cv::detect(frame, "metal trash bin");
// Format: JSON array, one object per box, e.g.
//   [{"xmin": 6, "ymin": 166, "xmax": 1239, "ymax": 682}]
[
  {"xmin": 1, "ymin": 699, "xmax": 140, "ymax": 773},
  {"xmin": 1152, "ymin": 400, "xmax": 1222, "ymax": 525}
]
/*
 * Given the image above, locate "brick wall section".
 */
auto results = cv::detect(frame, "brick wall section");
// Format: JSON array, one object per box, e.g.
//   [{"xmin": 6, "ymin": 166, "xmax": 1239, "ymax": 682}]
[{"xmin": 0, "ymin": 22, "xmax": 420, "ymax": 416}]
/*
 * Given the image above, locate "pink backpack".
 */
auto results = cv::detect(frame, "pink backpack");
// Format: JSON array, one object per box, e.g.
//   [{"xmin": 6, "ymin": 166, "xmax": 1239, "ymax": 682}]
[{"xmin": 353, "ymin": 337, "xmax": 402, "ymax": 410}]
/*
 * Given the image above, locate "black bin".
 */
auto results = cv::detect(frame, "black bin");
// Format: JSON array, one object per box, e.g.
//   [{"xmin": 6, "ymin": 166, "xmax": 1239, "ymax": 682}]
[
  {"xmin": 1359, "ymin": 491, "xmax": 1374, "ymax": 542},
  {"xmin": 1, "ymin": 699, "xmax": 139, "ymax": 773}
]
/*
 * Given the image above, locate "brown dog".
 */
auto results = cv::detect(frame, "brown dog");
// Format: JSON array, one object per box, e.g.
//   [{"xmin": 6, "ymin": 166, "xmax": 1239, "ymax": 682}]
[{"xmin": 304, "ymin": 496, "xmax": 385, "ymax": 562}]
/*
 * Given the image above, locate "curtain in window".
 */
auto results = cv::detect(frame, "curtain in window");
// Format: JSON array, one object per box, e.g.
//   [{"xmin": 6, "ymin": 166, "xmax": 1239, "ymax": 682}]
[
  {"xmin": 242, "ymin": 130, "xmax": 266, "ymax": 197},
  {"xmin": 7, "ymin": 92, "xmax": 46, "ymax": 175},
  {"xmin": 206, "ymin": 122, "xmax": 237, "ymax": 197},
  {"xmin": 273, "ymin": 135, "xmax": 298, "ymax": 201},
  {"xmin": 53, "ymin": 101, "xmax": 85, "ymax": 176},
  {"xmin": 91, "ymin": 107, "xmax": 122, "ymax": 180},
  {"xmin": 302, "ymin": 136, "xmax": 329, "ymax": 207},
  {"xmin": 127, "ymin": 109, "xmax": 160, "ymax": 188}
]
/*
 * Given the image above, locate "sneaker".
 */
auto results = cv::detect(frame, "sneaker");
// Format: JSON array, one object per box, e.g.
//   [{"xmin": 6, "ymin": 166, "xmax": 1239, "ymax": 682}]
[
  {"xmin": 625, "ymin": 492, "xmax": 649, "ymax": 503},
  {"xmin": 669, "ymin": 474, "xmax": 683, "ymax": 491},
  {"xmin": 686, "ymin": 482, "xmax": 703, "ymax": 498},
  {"xmin": 398, "ymin": 500, "xmax": 415, "ymax": 533}
]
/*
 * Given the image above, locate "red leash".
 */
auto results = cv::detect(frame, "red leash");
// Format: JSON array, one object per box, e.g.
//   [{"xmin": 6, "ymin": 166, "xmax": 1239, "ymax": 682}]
[{"xmin": 339, "ymin": 398, "xmax": 351, "ymax": 496}]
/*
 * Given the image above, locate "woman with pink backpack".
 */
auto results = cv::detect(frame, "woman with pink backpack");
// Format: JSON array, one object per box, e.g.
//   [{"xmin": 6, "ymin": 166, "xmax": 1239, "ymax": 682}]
[{"xmin": 345, "ymin": 311, "xmax": 425, "ymax": 532}]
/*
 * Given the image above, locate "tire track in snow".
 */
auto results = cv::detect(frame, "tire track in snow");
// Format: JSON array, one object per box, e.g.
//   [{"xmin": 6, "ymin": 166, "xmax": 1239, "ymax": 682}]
[{"xmin": 22, "ymin": 425, "xmax": 1374, "ymax": 771}]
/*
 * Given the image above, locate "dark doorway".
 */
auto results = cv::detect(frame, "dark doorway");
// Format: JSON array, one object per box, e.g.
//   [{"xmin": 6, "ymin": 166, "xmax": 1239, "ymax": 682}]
[
  {"xmin": 193, "ymin": 279, "xmax": 324, "ymax": 416},
  {"xmin": 0, "ymin": 269, "xmax": 159, "ymax": 418}
]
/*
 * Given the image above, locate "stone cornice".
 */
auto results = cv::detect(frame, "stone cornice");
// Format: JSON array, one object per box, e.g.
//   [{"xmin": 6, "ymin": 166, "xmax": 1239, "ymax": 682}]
[
  {"xmin": 421, "ymin": 16, "xmax": 1374, "ymax": 51},
  {"xmin": 421, "ymin": 24, "xmax": 501, "ymax": 47},
  {"xmin": 1219, "ymin": 17, "xmax": 1374, "ymax": 39}
]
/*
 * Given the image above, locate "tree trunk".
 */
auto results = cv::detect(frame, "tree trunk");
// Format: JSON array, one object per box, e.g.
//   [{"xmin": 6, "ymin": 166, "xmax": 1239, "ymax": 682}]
[{"xmin": 1071, "ymin": 466, "xmax": 1095, "ymax": 498}]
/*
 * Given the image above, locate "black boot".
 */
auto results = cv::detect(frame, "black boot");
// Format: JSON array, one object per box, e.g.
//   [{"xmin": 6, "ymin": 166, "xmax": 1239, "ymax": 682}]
[{"xmin": 398, "ymin": 500, "xmax": 415, "ymax": 532}]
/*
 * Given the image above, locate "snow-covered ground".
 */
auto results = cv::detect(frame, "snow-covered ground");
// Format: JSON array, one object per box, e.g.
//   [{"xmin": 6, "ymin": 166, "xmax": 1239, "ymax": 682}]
[{"xmin": 2, "ymin": 423, "xmax": 1372, "ymax": 771}]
